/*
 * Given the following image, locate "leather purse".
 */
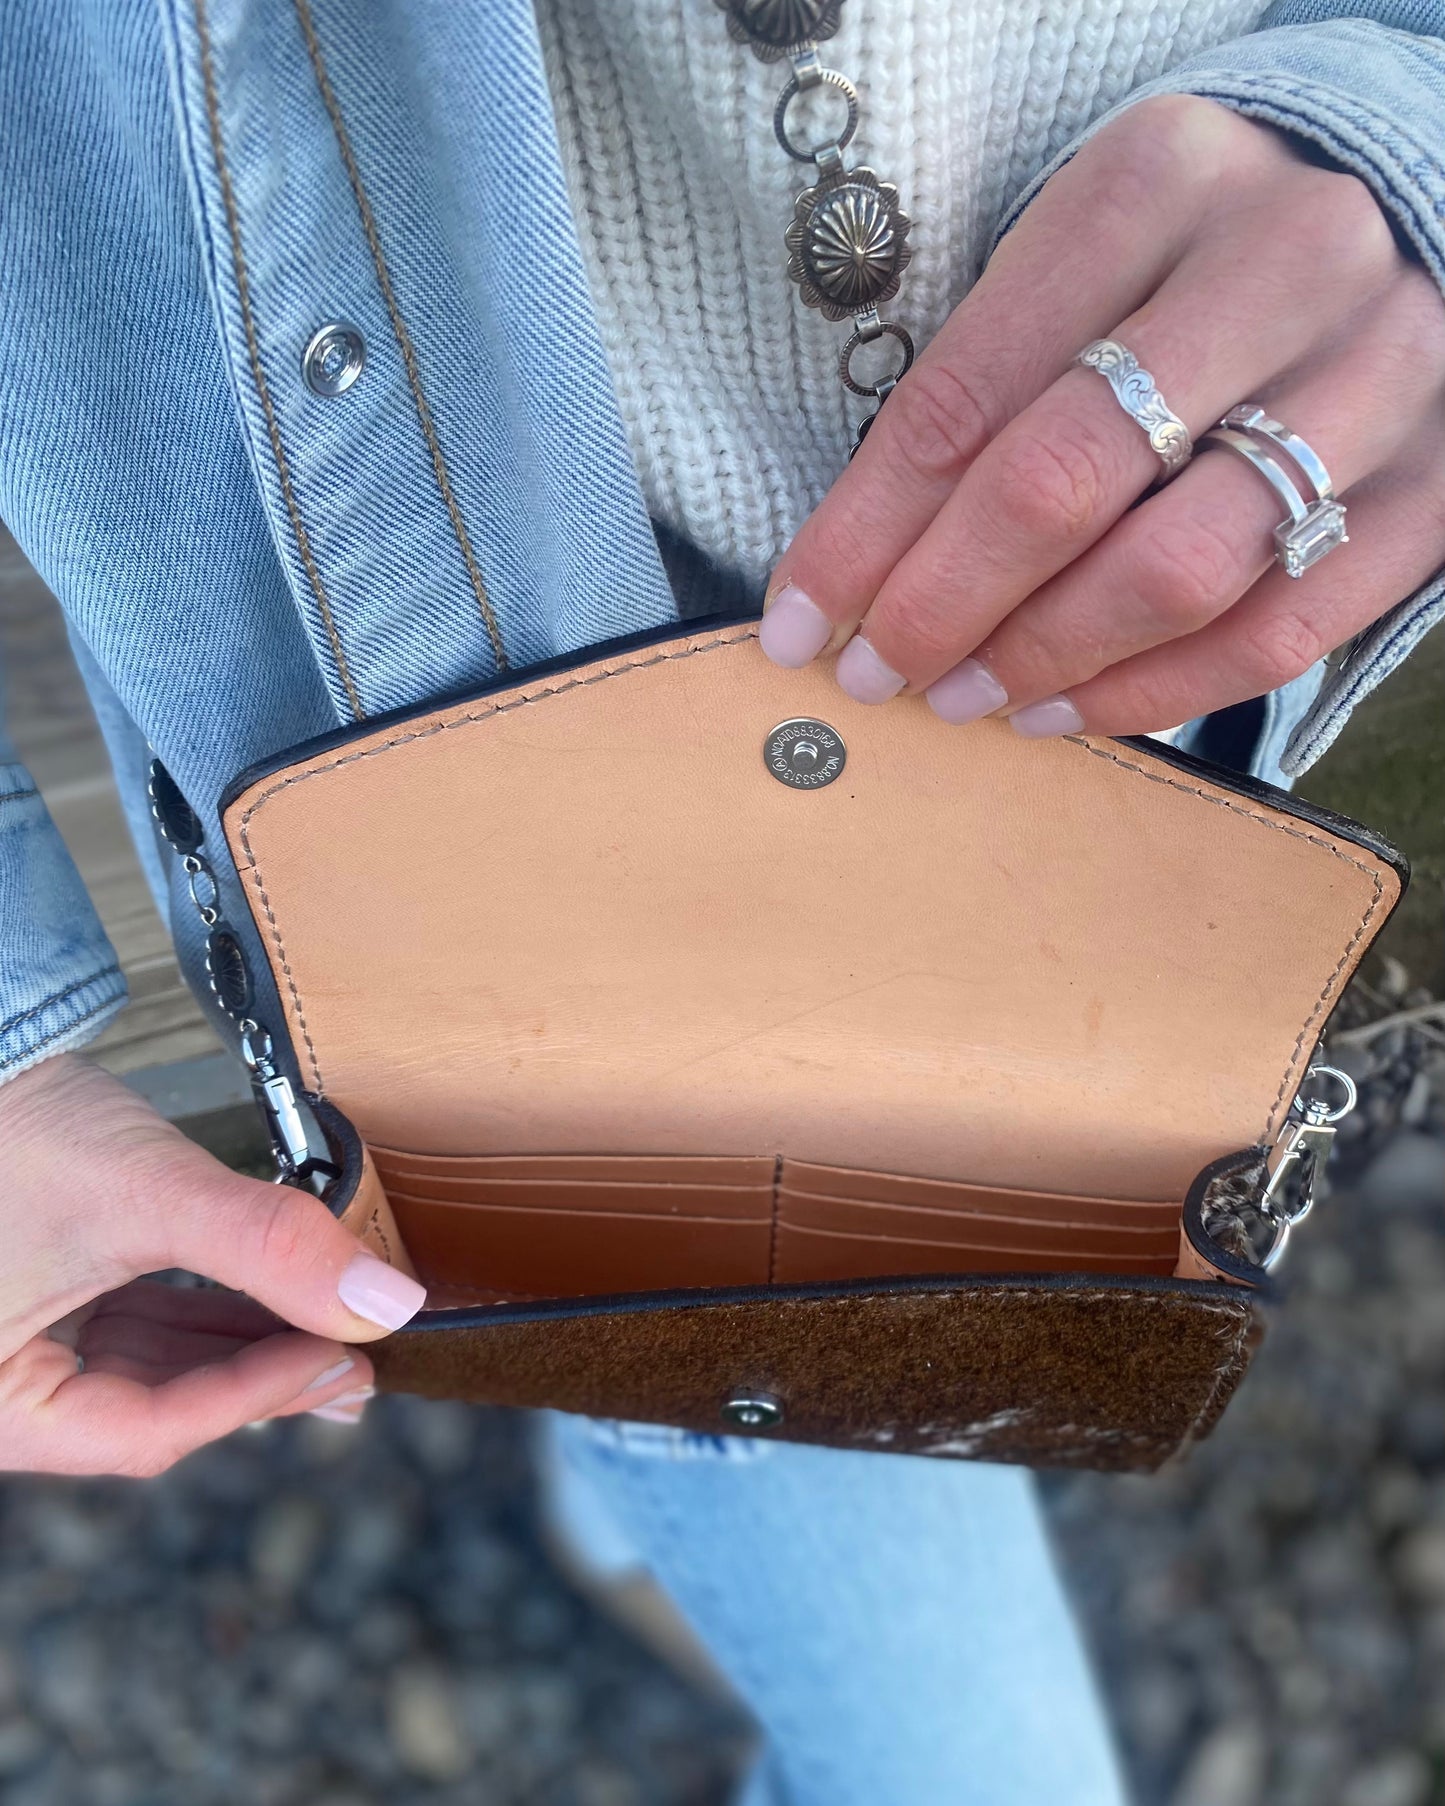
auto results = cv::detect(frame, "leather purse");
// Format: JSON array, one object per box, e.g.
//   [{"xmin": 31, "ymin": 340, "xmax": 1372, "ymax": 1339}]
[{"xmin": 205, "ymin": 613, "xmax": 1403, "ymax": 1471}]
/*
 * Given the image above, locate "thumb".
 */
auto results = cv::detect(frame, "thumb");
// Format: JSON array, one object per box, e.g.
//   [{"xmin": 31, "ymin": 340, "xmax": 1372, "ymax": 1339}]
[{"xmin": 122, "ymin": 1155, "xmax": 426, "ymax": 1344}]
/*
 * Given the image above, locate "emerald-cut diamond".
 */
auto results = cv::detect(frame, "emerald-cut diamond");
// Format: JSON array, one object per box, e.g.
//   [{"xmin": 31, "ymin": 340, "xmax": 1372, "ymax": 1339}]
[{"xmin": 1275, "ymin": 501, "xmax": 1348, "ymax": 579}]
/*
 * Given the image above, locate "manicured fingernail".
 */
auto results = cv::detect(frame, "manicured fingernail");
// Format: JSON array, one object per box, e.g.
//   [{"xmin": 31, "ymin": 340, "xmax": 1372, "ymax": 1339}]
[
  {"xmin": 303, "ymin": 1357, "xmax": 356, "ymax": 1395},
  {"xmin": 310, "ymin": 1385, "xmax": 374, "ymax": 1424},
  {"xmin": 759, "ymin": 585, "xmax": 833, "ymax": 669},
  {"xmin": 926, "ymin": 658, "xmax": 1008, "ymax": 725},
  {"xmin": 311, "ymin": 1403, "xmax": 365, "ymax": 1426},
  {"xmin": 337, "ymin": 1254, "xmax": 426, "ymax": 1332},
  {"xmin": 836, "ymin": 634, "xmax": 905, "ymax": 704},
  {"xmin": 1009, "ymin": 695, "xmax": 1085, "ymax": 738}
]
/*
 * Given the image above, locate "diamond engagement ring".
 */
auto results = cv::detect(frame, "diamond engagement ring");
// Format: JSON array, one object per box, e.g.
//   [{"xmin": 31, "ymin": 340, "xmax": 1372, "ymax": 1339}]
[
  {"xmin": 1075, "ymin": 338, "xmax": 1193, "ymax": 479},
  {"xmin": 1201, "ymin": 408, "xmax": 1349, "ymax": 578}
]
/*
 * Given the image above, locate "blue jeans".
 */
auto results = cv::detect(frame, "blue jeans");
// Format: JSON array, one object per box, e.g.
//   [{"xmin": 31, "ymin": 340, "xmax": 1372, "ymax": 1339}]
[{"xmin": 541, "ymin": 1413, "xmax": 1126, "ymax": 1805}]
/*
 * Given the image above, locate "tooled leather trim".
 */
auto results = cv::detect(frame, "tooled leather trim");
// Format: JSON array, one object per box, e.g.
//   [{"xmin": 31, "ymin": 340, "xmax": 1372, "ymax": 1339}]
[
  {"xmin": 233, "ymin": 627, "xmax": 1387, "ymax": 1120},
  {"xmin": 192, "ymin": 0, "xmax": 365, "ymax": 721}
]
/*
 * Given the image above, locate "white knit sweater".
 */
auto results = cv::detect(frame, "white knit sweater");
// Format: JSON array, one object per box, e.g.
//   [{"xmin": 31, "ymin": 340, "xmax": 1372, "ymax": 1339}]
[{"xmin": 536, "ymin": 0, "xmax": 1268, "ymax": 588}]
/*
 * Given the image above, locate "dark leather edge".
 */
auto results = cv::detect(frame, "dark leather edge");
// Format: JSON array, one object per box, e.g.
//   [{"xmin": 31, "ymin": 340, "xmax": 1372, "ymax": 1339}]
[
  {"xmin": 394, "ymin": 1266, "xmax": 1256, "ymax": 1333},
  {"xmin": 307, "ymin": 1092, "xmax": 365, "ymax": 1218},
  {"xmin": 217, "ymin": 614, "xmax": 1408, "ymax": 885}
]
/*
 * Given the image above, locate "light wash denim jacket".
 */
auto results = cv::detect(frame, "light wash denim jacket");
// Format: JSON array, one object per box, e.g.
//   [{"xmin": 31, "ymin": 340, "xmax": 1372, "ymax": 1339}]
[{"xmin": 2, "ymin": 0, "xmax": 1444, "ymax": 1082}]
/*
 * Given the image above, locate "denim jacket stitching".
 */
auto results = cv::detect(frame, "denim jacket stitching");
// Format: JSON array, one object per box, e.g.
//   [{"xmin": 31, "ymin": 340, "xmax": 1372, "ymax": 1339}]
[
  {"xmin": 192, "ymin": 0, "xmax": 366, "ymax": 720},
  {"xmin": 292, "ymin": 0, "xmax": 509, "ymax": 675},
  {"xmin": 0, "ymin": 964, "xmax": 124, "ymax": 1046}
]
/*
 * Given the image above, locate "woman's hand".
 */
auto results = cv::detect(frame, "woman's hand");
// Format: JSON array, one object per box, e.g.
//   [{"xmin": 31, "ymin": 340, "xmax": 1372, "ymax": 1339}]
[
  {"xmin": 762, "ymin": 95, "xmax": 1445, "ymax": 736},
  {"xmin": 0, "ymin": 1053, "xmax": 426, "ymax": 1476}
]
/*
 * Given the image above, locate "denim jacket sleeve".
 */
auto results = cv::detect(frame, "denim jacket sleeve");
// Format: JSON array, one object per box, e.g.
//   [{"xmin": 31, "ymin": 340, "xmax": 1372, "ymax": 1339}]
[
  {"xmin": 996, "ymin": 3, "xmax": 1445, "ymax": 776},
  {"xmin": 0, "ymin": 723, "xmax": 126, "ymax": 1082}
]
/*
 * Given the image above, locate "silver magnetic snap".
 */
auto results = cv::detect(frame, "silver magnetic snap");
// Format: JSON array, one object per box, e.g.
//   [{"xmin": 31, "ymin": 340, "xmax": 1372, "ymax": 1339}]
[
  {"xmin": 303, "ymin": 323, "xmax": 365, "ymax": 396},
  {"xmin": 763, "ymin": 718, "xmax": 846, "ymax": 790},
  {"xmin": 721, "ymin": 1392, "xmax": 784, "ymax": 1430}
]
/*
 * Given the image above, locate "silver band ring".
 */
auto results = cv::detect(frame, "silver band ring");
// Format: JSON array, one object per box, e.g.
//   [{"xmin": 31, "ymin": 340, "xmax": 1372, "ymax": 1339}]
[
  {"xmin": 1222, "ymin": 403, "xmax": 1336, "ymax": 503},
  {"xmin": 1075, "ymin": 338, "xmax": 1193, "ymax": 478},
  {"xmin": 1200, "ymin": 426, "xmax": 1349, "ymax": 579}
]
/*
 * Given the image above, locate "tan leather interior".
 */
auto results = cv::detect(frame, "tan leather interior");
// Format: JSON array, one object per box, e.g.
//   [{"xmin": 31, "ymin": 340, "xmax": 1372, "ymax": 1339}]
[
  {"xmin": 335, "ymin": 1143, "xmax": 419, "ymax": 1279},
  {"xmin": 223, "ymin": 623, "xmax": 1399, "ymax": 1300}
]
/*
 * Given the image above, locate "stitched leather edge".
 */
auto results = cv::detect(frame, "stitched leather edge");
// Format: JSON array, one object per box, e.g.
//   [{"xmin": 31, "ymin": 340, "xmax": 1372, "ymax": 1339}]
[
  {"xmin": 235, "ymin": 629, "xmax": 757, "ymax": 1089},
  {"xmin": 230, "ymin": 627, "xmax": 1389, "ymax": 1123},
  {"xmin": 192, "ymin": 0, "xmax": 364, "ymax": 721},
  {"xmin": 1060, "ymin": 736, "xmax": 1388, "ymax": 1139}
]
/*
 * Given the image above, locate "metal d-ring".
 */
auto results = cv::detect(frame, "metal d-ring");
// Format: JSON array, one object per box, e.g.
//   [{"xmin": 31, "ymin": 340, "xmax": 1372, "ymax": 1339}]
[
  {"xmin": 839, "ymin": 320, "xmax": 914, "ymax": 398},
  {"xmin": 1297, "ymin": 1063, "xmax": 1358, "ymax": 1126},
  {"xmin": 773, "ymin": 67, "xmax": 859, "ymax": 162}
]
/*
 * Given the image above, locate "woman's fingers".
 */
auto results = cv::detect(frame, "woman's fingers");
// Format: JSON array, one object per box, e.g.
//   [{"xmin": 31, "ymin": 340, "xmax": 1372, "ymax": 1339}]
[
  {"xmin": 117, "ymin": 1155, "xmax": 427, "ymax": 1347},
  {"xmin": 829, "ymin": 169, "xmax": 1398, "ymax": 701},
  {"xmin": 82, "ymin": 1275, "xmax": 283, "ymax": 1339},
  {"xmin": 762, "ymin": 95, "xmax": 1415, "ymax": 729},
  {"xmin": 0, "ymin": 1324, "xmax": 372, "ymax": 1477},
  {"xmin": 1064, "ymin": 465, "xmax": 1445, "ymax": 735},
  {"xmin": 70, "ymin": 1280, "xmax": 282, "ymax": 1374},
  {"xmin": 759, "ymin": 94, "xmax": 1227, "ymax": 663},
  {"xmin": 0, "ymin": 1056, "xmax": 427, "ymax": 1358},
  {"xmin": 943, "ymin": 266, "xmax": 1445, "ymax": 723}
]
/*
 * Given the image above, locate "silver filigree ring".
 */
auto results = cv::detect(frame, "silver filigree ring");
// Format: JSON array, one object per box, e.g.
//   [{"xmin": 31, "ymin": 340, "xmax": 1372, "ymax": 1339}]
[{"xmin": 1075, "ymin": 338, "xmax": 1192, "ymax": 479}]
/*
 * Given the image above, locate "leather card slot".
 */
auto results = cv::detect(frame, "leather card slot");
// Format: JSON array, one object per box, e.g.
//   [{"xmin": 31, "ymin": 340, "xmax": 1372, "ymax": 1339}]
[
  {"xmin": 776, "ymin": 1184, "xmax": 1177, "ymax": 1234},
  {"xmin": 779, "ymin": 1192, "xmax": 1177, "ymax": 1256},
  {"xmin": 371, "ymin": 1148, "xmax": 777, "ymax": 1186},
  {"xmin": 395, "ymin": 1197, "xmax": 773, "ymax": 1296},
  {"xmin": 384, "ymin": 1185, "xmax": 769, "ymax": 1228},
  {"xmin": 780, "ymin": 1159, "xmax": 1178, "ymax": 1217},
  {"xmin": 771, "ymin": 1221, "xmax": 1176, "ymax": 1285},
  {"xmin": 377, "ymin": 1173, "xmax": 773, "ymax": 1219}
]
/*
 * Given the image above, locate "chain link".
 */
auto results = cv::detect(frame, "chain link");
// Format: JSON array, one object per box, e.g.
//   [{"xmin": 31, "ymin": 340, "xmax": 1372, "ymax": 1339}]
[{"xmin": 717, "ymin": 0, "xmax": 913, "ymax": 451}]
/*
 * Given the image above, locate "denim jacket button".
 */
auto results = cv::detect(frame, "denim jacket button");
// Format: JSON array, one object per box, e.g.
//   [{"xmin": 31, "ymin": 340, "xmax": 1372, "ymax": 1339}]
[{"xmin": 303, "ymin": 323, "xmax": 365, "ymax": 396}]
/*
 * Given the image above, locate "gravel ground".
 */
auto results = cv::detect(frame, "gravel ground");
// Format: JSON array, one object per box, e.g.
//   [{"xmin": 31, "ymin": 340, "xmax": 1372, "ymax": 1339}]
[
  {"xmin": 1, "ymin": 973, "xmax": 1442, "ymax": 1806},
  {"xmin": 1050, "ymin": 967, "xmax": 1445, "ymax": 1806}
]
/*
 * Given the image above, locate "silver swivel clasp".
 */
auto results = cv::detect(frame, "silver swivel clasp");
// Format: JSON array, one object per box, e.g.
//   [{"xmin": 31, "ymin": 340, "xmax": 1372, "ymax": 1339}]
[
  {"xmin": 239, "ymin": 1019, "xmax": 329, "ymax": 1195},
  {"xmin": 1257, "ymin": 1063, "xmax": 1358, "ymax": 1271}
]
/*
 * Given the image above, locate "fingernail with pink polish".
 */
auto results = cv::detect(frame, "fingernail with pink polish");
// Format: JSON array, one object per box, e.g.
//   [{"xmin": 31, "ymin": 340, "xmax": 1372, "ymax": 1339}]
[
  {"xmin": 926, "ymin": 658, "xmax": 1008, "ymax": 726},
  {"xmin": 303, "ymin": 1357, "xmax": 357, "ymax": 1395},
  {"xmin": 311, "ymin": 1385, "xmax": 374, "ymax": 1424},
  {"xmin": 1009, "ymin": 695, "xmax": 1085, "ymax": 738},
  {"xmin": 759, "ymin": 585, "xmax": 833, "ymax": 669},
  {"xmin": 836, "ymin": 635, "xmax": 905, "ymax": 705},
  {"xmin": 337, "ymin": 1255, "xmax": 426, "ymax": 1332}
]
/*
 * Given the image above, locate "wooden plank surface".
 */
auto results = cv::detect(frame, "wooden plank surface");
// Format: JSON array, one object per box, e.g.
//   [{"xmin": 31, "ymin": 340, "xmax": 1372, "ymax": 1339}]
[{"xmin": 0, "ymin": 529, "xmax": 223, "ymax": 1076}]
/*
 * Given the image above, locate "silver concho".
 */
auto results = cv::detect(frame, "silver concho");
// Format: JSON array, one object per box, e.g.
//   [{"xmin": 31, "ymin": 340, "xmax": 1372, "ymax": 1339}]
[
  {"xmin": 714, "ymin": 0, "xmax": 843, "ymax": 59},
  {"xmin": 764, "ymin": 717, "xmax": 847, "ymax": 790},
  {"xmin": 785, "ymin": 168, "xmax": 912, "ymax": 321}
]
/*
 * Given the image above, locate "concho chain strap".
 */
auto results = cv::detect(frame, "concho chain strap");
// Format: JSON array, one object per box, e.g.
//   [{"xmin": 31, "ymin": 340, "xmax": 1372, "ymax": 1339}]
[{"xmin": 714, "ymin": 0, "xmax": 914, "ymax": 451}]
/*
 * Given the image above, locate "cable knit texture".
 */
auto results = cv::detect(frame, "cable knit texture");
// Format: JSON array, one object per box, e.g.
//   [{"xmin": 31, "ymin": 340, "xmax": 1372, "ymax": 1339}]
[{"xmin": 537, "ymin": 0, "xmax": 1269, "ymax": 586}]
